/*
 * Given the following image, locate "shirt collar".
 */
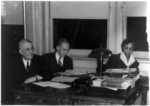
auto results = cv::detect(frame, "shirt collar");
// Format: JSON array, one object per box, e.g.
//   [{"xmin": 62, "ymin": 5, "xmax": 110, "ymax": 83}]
[
  {"xmin": 120, "ymin": 52, "xmax": 135, "ymax": 67},
  {"xmin": 22, "ymin": 58, "xmax": 31, "ymax": 67},
  {"xmin": 55, "ymin": 52, "xmax": 64, "ymax": 64}
]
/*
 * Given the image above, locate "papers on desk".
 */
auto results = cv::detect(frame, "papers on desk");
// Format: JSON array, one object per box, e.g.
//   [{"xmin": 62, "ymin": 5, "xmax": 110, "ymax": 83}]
[
  {"xmin": 32, "ymin": 81, "xmax": 71, "ymax": 89},
  {"xmin": 92, "ymin": 77, "xmax": 133, "ymax": 90},
  {"xmin": 105, "ymin": 69, "xmax": 129, "ymax": 74},
  {"xmin": 104, "ymin": 68, "xmax": 138, "ymax": 78},
  {"xmin": 51, "ymin": 76, "xmax": 78, "ymax": 83},
  {"xmin": 105, "ymin": 68, "xmax": 137, "ymax": 74},
  {"xmin": 92, "ymin": 68, "xmax": 139, "ymax": 91},
  {"xmin": 57, "ymin": 70, "xmax": 89, "ymax": 76},
  {"xmin": 101, "ymin": 78, "xmax": 132, "ymax": 89}
]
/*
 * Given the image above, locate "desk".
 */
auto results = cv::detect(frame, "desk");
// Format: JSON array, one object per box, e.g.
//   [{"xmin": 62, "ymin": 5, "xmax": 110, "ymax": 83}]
[
  {"xmin": 139, "ymin": 76, "xmax": 149, "ymax": 105},
  {"xmin": 10, "ymin": 81, "xmax": 142, "ymax": 105}
]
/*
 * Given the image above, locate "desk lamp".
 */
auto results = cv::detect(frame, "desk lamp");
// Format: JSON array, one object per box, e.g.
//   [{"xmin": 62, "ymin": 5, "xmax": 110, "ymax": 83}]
[{"xmin": 88, "ymin": 48, "xmax": 112, "ymax": 76}]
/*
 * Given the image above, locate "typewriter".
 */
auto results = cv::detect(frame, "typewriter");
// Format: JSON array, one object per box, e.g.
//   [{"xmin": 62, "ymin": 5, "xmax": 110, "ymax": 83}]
[{"xmin": 72, "ymin": 75, "xmax": 92, "ymax": 90}]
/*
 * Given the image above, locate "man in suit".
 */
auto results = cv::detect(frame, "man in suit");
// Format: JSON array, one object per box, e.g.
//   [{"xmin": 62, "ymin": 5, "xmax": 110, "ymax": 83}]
[
  {"xmin": 43, "ymin": 38, "xmax": 73, "ymax": 80},
  {"xmin": 2, "ymin": 39, "xmax": 47, "ymax": 104},
  {"xmin": 8, "ymin": 39, "xmax": 46, "ymax": 88}
]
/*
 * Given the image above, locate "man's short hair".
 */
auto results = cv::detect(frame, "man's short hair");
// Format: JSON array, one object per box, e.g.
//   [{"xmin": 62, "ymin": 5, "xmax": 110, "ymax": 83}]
[
  {"xmin": 56, "ymin": 37, "xmax": 70, "ymax": 47},
  {"xmin": 19, "ymin": 39, "xmax": 32, "ymax": 49}
]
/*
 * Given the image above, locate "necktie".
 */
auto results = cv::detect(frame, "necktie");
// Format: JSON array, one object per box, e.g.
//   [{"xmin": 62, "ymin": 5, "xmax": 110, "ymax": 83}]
[
  {"xmin": 58, "ymin": 57, "xmax": 62, "ymax": 67},
  {"xmin": 26, "ymin": 61, "xmax": 30, "ymax": 72}
]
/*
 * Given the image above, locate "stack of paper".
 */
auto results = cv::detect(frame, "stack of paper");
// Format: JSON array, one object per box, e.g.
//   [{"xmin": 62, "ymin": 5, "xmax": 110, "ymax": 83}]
[{"xmin": 101, "ymin": 78, "xmax": 132, "ymax": 89}]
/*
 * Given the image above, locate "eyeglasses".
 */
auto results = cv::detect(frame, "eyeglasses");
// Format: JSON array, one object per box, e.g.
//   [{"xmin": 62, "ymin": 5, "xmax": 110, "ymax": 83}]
[{"xmin": 24, "ymin": 47, "xmax": 34, "ymax": 51}]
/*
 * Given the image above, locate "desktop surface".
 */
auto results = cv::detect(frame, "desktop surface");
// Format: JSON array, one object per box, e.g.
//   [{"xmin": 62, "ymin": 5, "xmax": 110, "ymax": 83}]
[{"xmin": 10, "ymin": 79, "xmax": 142, "ymax": 105}]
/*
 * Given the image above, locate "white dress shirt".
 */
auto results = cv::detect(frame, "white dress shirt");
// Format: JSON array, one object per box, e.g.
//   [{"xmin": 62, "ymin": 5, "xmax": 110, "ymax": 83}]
[
  {"xmin": 120, "ymin": 52, "xmax": 135, "ymax": 67},
  {"xmin": 55, "ymin": 52, "xmax": 64, "ymax": 66},
  {"xmin": 22, "ymin": 58, "xmax": 31, "ymax": 69}
]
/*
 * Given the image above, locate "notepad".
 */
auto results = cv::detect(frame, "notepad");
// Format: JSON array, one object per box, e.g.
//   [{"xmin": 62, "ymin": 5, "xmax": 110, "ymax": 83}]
[{"xmin": 33, "ymin": 81, "xmax": 71, "ymax": 89}]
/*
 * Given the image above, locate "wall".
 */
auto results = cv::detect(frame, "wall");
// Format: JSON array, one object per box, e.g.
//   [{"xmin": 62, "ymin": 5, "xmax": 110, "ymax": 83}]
[
  {"xmin": 51, "ymin": 2, "xmax": 108, "ymax": 19},
  {"xmin": 1, "ymin": 1, "xmax": 24, "ymax": 25},
  {"xmin": 126, "ymin": 2, "xmax": 147, "ymax": 16},
  {"xmin": 25, "ymin": 1, "xmax": 34, "ymax": 40}
]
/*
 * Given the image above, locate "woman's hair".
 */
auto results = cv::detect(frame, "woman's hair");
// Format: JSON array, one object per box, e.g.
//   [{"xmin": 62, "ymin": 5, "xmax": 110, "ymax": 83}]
[{"xmin": 121, "ymin": 38, "xmax": 134, "ymax": 51}]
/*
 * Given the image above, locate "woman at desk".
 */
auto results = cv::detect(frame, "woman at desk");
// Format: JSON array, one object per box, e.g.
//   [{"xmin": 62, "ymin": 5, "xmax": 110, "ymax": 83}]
[{"xmin": 105, "ymin": 38, "xmax": 139, "ymax": 72}]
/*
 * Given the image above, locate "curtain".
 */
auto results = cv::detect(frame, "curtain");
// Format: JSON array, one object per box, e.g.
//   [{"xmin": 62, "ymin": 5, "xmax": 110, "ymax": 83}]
[
  {"xmin": 107, "ymin": 2, "xmax": 115, "ymax": 53},
  {"xmin": 114, "ymin": 2, "xmax": 125, "ymax": 54},
  {"xmin": 107, "ymin": 2, "xmax": 126, "ymax": 54},
  {"xmin": 25, "ymin": 1, "xmax": 51, "ymax": 55}
]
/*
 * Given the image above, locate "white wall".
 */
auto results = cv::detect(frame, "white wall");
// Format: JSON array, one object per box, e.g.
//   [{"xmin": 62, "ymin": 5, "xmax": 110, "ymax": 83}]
[
  {"xmin": 1, "ymin": 1, "xmax": 24, "ymax": 25},
  {"xmin": 126, "ymin": 2, "xmax": 147, "ymax": 16},
  {"xmin": 51, "ymin": 2, "xmax": 108, "ymax": 19}
]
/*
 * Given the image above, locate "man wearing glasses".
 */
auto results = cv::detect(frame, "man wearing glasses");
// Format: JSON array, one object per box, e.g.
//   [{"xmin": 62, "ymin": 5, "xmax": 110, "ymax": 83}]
[
  {"xmin": 10, "ymin": 39, "xmax": 45, "ymax": 86},
  {"xmin": 43, "ymin": 38, "xmax": 73, "ymax": 80}
]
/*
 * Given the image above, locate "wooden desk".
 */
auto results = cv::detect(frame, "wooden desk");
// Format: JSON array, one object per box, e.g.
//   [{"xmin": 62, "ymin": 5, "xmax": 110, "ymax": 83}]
[
  {"xmin": 138, "ymin": 76, "xmax": 149, "ymax": 105},
  {"xmin": 10, "ymin": 81, "xmax": 142, "ymax": 105}
]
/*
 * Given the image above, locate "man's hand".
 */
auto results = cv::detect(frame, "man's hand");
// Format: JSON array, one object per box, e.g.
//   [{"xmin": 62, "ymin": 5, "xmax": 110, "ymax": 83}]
[
  {"xmin": 36, "ymin": 75, "xmax": 43, "ymax": 80},
  {"xmin": 24, "ymin": 75, "xmax": 43, "ymax": 84},
  {"xmin": 24, "ymin": 76, "xmax": 36, "ymax": 84}
]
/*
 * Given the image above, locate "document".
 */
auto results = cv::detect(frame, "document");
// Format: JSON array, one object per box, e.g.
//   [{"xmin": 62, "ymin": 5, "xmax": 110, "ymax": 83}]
[
  {"xmin": 33, "ymin": 81, "xmax": 71, "ymax": 89},
  {"xmin": 51, "ymin": 76, "xmax": 78, "ymax": 82},
  {"xmin": 57, "ymin": 70, "xmax": 89, "ymax": 76}
]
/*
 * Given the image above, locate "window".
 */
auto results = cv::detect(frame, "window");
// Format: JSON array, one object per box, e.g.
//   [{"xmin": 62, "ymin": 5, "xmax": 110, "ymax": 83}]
[
  {"xmin": 53, "ymin": 19, "xmax": 107, "ymax": 50},
  {"xmin": 127, "ymin": 17, "xmax": 148, "ymax": 51}
]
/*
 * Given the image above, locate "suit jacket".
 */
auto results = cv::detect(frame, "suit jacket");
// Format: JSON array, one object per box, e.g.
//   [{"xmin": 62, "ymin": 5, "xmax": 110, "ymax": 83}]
[
  {"xmin": 42, "ymin": 52, "xmax": 73, "ymax": 80},
  {"xmin": 105, "ymin": 53, "xmax": 139, "ymax": 70},
  {"xmin": 7, "ymin": 54, "xmax": 45, "ymax": 89}
]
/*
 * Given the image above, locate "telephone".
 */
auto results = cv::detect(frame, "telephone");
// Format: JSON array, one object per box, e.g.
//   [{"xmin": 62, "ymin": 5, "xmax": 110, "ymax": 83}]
[{"xmin": 72, "ymin": 76, "xmax": 92, "ymax": 90}]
